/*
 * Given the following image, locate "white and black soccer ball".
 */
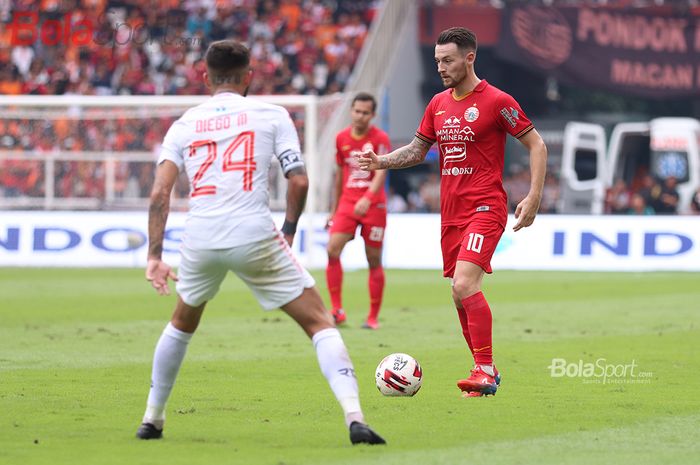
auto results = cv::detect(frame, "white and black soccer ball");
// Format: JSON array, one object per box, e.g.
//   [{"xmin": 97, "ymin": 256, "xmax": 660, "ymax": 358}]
[{"xmin": 375, "ymin": 353, "xmax": 423, "ymax": 397}]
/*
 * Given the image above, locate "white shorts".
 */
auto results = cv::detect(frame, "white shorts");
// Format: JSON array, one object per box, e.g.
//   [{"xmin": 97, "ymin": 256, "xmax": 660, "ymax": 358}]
[{"xmin": 176, "ymin": 232, "xmax": 315, "ymax": 310}]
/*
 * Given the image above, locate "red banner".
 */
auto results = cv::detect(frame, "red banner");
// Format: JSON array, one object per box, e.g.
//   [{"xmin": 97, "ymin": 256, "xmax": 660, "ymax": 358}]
[{"xmin": 496, "ymin": 6, "xmax": 700, "ymax": 99}]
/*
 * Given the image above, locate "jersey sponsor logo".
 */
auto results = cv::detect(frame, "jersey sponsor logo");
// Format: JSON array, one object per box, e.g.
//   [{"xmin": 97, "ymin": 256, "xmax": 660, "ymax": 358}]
[
  {"xmin": 436, "ymin": 124, "xmax": 475, "ymax": 142},
  {"xmin": 510, "ymin": 107, "xmax": 519, "ymax": 120},
  {"xmin": 500, "ymin": 107, "xmax": 517, "ymax": 128},
  {"xmin": 442, "ymin": 166, "xmax": 474, "ymax": 176},
  {"xmin": 441, "ymin": 142, "xmax": 467, "ymax": 164},
  {"xmin": 459, "ymin": 126, "xmax": 475, "ymax": 140},
  {"xmin": 443, "ymin": 115, "xmax": 461, "ymax": 128},
  {"xmin": 346, "ymin": 143, "xmax": 372, "ymax": 188},
  {"xmin": 464, "ymin": 106, "xmax": 479, "ymax": 122}
]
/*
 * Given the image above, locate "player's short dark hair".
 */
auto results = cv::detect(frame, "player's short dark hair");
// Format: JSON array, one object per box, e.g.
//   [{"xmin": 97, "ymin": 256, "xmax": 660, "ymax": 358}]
[
  {"xmin": 205, "ymin": 40, "xmax": 250, "ymax": 85},
  {"xmin": 352, "ymin": 92, "xmax": 376, "ymax": 113},
  {"xmin": 436, "ymin": 27, "xmax": 478, "ymax": 53}
]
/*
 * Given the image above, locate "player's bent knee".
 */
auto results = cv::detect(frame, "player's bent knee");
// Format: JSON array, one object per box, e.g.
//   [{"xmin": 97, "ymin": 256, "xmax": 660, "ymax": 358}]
[{"xmin": 451, "ymin": 279, "xmax": 481, "ymax": 300}]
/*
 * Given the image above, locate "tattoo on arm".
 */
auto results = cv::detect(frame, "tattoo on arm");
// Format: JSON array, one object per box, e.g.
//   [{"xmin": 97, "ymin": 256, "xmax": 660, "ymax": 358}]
[
  {"xmin": 148, "ymin": 187, "xmax": 170, "ymax": 258},
  {"xmin": 379, "ymin": 137, "xmax": 432, "ymax": 169}
]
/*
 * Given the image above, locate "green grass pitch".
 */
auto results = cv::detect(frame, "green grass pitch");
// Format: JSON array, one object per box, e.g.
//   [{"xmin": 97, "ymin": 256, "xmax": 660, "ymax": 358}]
[{"xmin": 1, "ymin": 267, "xmax": 699, "ymax": 465}]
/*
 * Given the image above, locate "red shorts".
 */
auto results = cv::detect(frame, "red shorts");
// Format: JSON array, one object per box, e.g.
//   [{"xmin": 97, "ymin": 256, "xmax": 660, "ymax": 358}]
[
  {"xmin": 441, "ymin": 216, "xmax": 505, "ymax": 277},
  {"xmin": 329, "ymin": 198, "xmax": 387, "ymax": 248}
]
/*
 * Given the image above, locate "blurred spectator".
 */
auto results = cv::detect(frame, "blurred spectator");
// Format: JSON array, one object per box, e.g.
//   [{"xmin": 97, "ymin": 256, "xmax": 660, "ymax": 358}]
[
  {"xmin": 656, "ymin": 176, "xmax": 680, "ymax": 214},
  {"xmin": 503, "ymin": 165, "xmax": 529, "ymax": 213},
  {"xmin": 418, "ymin": 172, "xmax": 440, "ymax": 213},
  {"xmin": 386, "ymin": 186, "xmax": 408, "ymax": 213},
  {"xmin": 691, "ymin": 187, "xmax": 700, "ymax": 214},
  {"xmin": 627, "ymin": 193, "xmax": 654, "ymax": 215},
  {"xmin": 638, "ymin": 174, "xmax": 662, "ymax": 213},
  {"xmin": 539, "ymin": 172, "xmax": 559, "ymax": 213},
  {"xmin": 604, "ymin": 178, "xmax": 631, "ymax": 214}
]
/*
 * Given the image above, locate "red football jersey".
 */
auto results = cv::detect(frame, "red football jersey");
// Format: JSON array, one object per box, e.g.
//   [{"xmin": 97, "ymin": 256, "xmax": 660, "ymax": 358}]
[
  {"xmin": 416, "ymin": 80, "xmax": 533, "ymax": 227},
  {"xmin": 336, "ymin": 125, "xmax": 391, "ymax": 203}
]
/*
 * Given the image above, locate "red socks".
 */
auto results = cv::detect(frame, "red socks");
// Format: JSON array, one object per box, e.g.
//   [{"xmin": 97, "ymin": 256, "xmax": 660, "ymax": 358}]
[
  {"xmin": 460, "ymin": 292, "xmax": 493, "ymax": 365},
  {"xmin": 326, "ymin": 259, "xmax": 384, "ymax": 323},
  {"xmin": 455, "ymin": 306, "xmax": 474, "ymax": 354},
  {"xmin": 367, "ymin": 266, "xmax": 385, "ymax": 322},
  {"xmin": 326, "ymin": 257, "xmax": 343, "ymax": 311}
]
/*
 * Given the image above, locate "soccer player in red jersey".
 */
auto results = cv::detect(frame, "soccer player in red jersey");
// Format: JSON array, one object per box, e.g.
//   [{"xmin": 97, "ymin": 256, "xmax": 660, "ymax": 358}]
[
  {"xmin": 358, "ymin": 27, "xmax": 547, "ymax": 396},
  {"xmin": 326, "ymin": 92, "xmax": 391, "ymax": 329}
]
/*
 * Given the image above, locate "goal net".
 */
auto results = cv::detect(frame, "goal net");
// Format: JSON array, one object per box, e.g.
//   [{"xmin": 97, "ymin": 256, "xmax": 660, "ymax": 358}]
[{"xmin": 0, "ymin": 94, "xmax": 346, "ymax": 214}]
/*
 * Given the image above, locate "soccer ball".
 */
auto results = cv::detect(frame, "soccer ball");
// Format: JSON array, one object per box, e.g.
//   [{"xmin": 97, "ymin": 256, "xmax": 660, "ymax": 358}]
[{"xmin": 375, "ymin": 353, "xmax": 423, "ymax": 396}]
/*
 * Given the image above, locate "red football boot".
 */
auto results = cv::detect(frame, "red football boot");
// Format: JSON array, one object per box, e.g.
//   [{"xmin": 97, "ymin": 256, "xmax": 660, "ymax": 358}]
[
  {"xmin": 457, "ymin": 366, "xmax": 498, "ymax": 396},
  {"xmin": 331, "ymin": 308, "xmax": 346, "ymax": 325}
]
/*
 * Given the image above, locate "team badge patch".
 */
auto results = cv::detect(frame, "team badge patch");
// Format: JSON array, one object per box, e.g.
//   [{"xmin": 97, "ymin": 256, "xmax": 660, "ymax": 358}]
[{"xmin": 464, "ymin": 106, "xmax": 479, "ymax": 122}]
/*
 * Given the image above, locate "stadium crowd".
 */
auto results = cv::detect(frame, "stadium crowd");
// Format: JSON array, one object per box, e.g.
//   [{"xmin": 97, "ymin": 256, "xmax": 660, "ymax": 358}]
[
  {"xmin": 2, "ymin": 0, "xmax": 376, "ymax": 96},
  {"xmin": 2, "ymin": 0, "xmax": 699, "ymax": 216},
  {"xmin": 1, "ymin": 0, "xmax": 376, "ymax": 201},
  {"xmin": 603, "ymin": 172, "xmax": 686, "ymax": 215}
]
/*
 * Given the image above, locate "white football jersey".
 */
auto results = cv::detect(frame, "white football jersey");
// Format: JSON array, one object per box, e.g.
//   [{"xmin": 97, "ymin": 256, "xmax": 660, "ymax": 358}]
[{"xmin": 158, "ymin": 92, "xmax": 304, "ymax": 249}]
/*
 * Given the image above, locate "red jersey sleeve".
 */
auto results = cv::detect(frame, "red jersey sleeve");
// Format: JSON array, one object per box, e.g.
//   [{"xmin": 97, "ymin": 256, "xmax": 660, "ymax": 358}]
[
  {"xmin": 494, "ymin": 92, "xmax": 534, "ymax": 139},
  {"xmin": 415, "ymin": 97, "xmax": 437, "ymax": 145},
  {"xmin": 335, "ymin": 133, "xmax": 344, "ymax": 166},
  {"xmin": 376, "ymin": 130, "xmax": 391, "ymax": 155}
]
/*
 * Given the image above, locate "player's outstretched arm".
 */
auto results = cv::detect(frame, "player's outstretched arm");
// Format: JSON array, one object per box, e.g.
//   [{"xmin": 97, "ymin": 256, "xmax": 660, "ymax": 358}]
[
  {"xmin": 358, "ymin": 136, "xmax": 432, "ymax": 171},
  {"xmin": 513, "ymin": 129, "xmax": 548, "ymax": 232},
  {"xmin": 283, "ymin": 166, "xmax": 309, "ymax": 245},
  {"xmin": 146, "ymin": 160, "xmax": 179, "ymax": 295}
]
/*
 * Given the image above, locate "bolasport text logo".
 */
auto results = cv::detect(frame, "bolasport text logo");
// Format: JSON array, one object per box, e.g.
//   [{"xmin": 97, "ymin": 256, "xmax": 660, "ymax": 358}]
[
  {"xmin": 7, "ymin": 11, "xmax": 201, "ymax": 47},
  {"xmin": 548, "ymin": 358, "xmax": 654, "ymax": 384}
]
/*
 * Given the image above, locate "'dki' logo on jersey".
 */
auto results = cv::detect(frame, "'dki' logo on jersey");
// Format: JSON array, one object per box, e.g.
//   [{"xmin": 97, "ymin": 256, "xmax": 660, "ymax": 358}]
[{"xmin": 464, "ymin": 105, "xmax": 479, "ymax": 122}]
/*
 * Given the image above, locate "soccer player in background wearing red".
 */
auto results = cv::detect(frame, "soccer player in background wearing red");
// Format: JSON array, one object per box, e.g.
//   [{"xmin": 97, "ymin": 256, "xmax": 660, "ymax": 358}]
[
  {"xmin": 326, "ymin": 93, "xmax": 391, "ymax": 329},
  {"xmin": 358, "ymin": 27, "xmax": 547, "ymax": 396}
]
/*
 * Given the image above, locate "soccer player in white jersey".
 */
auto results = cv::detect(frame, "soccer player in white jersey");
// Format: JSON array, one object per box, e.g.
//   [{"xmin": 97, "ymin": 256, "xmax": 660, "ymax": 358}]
[{"xmin": 136, "ymin": 40, "xmax": 385, "ymax": 446}]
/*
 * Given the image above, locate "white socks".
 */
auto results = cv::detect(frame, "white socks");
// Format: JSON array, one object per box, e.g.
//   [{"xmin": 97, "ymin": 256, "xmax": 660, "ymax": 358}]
[
  {"xmin": 143, "ymin": 322, "xmax": 193, "ymax": 427},
  {"xmin": 480, "ymin": 364, "xmax": 495, "ymax": 376},
  {"xmin": 312, "ymin": 328, "xmax": 364, "ymax": 427},
  {"xmin": 142, "ymin": 325, "xmax": 363, "ymax": 429}
]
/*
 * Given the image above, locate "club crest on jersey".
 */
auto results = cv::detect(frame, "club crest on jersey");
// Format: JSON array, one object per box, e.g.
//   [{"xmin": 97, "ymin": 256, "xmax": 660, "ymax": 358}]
[{"xmin": 464, "ymin": 106, "xmax": 479, "ymax": 122}]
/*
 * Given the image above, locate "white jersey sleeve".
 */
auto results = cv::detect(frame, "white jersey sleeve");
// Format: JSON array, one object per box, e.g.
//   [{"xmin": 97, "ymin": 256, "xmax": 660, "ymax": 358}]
[
  {"xmin": 157, "ymin": 119, "xmax": 189, "ymax": 170},
  {"xmin": 274, "ymin": 112, "xmax": 304, "ymax": 176}
]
